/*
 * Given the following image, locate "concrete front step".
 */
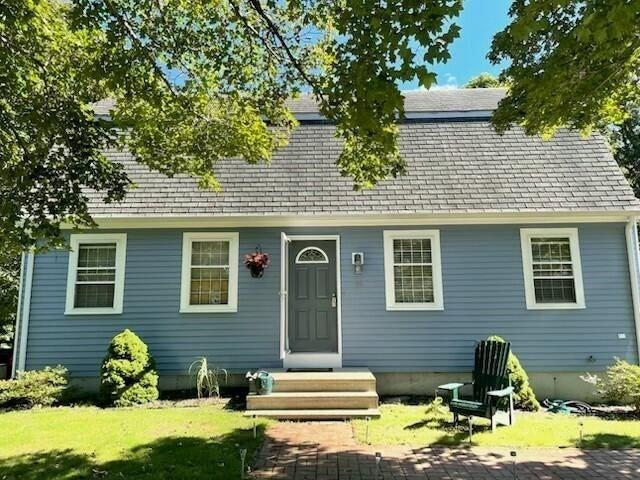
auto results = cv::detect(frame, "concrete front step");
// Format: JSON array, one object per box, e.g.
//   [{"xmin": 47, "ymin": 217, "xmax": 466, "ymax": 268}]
[
  {"xmin": 258, "ymin": 368, "xmax": 377, "ymax": 393},
  {"xmin": 245, "ymin": 368, "xmax": 380, "ymax": 420},
  {"xmin": 247, "ymin": 391, "xmax": 379, "ymax": 410},
  {"xmin": 243, "ymin": 408, "xmax": 381, "ymax": 420}
]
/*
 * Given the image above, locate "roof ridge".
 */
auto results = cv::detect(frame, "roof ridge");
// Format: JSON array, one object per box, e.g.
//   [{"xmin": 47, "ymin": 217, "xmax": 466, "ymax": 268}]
[{"xmin": 94, "ymin": 88, "xmax": 507, "ymax": 117}]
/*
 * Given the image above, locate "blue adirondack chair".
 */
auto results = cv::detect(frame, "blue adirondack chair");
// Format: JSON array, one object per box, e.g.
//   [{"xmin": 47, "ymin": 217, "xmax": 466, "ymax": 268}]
[{"xmin": 437, "ymin": 340, "xmax": 514, "ymax": 432}]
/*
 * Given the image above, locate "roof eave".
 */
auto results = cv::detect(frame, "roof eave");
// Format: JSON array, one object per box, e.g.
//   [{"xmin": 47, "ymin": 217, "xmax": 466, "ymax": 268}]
[{"xmin": 62, "ymin": 209, "xmax": 640, "ymax": 230}]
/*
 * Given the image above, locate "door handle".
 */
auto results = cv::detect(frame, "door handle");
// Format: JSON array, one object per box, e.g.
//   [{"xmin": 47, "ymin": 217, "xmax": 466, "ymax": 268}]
[{"xmin": 331, "ymin": 293, "xmax": 337, "ymax": 308}]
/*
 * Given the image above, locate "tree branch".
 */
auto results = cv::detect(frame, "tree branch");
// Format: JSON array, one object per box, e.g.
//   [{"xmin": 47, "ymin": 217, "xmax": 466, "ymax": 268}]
[
  {"xmin": 228, "ymin": 0, "xmax": 281, "ymax": 61},
  {"xmin": 246, "ymin": 0, "xmax": 320, "ymax": 93},
  {"xmin": 102, "ymin": 0, "xmax": 178, "ymax": 97}
]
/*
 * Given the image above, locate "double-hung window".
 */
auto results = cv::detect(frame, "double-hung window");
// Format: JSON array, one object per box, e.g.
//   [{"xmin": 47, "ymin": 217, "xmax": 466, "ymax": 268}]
[
  {"xmin": 520, "ymin": 228, "xmax": 585, "ymax": 309},
  {"xmin": 180, "ymin": 232, "xmax": 239, "ymax": 313},
  {"xmin": 65, "ymin": 234, "xmax": 127, "ymax": 314},
  {"xmin": 383, "ymin": 230, "xmax": 444, "ymax": 311}
]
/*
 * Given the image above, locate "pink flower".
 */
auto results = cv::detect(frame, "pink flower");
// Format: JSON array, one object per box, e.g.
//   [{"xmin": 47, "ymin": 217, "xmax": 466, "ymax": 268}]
[{"xmin": 244, "ymin": 251, "xmax": 270, "ymax": 269}]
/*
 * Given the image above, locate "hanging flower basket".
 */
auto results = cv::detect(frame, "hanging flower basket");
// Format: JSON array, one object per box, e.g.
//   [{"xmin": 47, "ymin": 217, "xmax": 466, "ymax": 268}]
[{"xmin": 244, "ymin": 249, "xmax": 270, "ymax": 278}]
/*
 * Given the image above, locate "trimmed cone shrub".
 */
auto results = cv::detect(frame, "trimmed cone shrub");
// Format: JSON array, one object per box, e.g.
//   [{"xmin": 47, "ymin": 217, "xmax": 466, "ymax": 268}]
[
  {"xmin": 100, "ymin": 329, "xmax": 159, "ymax": 407},
  {"xmin": 0, "ymin": 365, "xmax": 68, "ymax": 409},
  {"xmin": 487, "ymin": 335, "xmax": 540, "ymax": 411}
]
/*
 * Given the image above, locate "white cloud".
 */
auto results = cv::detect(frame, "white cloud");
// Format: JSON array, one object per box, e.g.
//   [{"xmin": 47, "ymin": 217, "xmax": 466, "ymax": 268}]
[
  {"xmin": 401, "ymin": 72, "xmax": 460, "ymax": 92},
  {"xmin": 430, "ymin": 73, "xmax": 459, "ymax": 90}
]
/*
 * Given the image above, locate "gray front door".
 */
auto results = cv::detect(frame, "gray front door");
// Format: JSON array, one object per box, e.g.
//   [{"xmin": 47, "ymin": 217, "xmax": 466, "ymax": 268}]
[{"xmin": 288, "ymin": 240, "xmax": 338, "ymax": 353}]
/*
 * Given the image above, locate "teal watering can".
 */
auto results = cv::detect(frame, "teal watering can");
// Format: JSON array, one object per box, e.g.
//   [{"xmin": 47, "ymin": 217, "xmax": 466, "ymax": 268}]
[{"xmin": 254, "ymin": 371, "xmax": 275, "ymax": 395}]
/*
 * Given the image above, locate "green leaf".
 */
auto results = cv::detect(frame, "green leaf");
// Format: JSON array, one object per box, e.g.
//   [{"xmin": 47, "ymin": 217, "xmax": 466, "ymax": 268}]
[{"xmin": 416, "ymin": 68, "xmax": 437, "ymax": 89}]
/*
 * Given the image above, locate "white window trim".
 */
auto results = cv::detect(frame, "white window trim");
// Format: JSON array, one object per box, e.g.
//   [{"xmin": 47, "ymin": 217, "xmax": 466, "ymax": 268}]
[
  {"xmin": 520, "ymin": 228, "xmax": 585, "ymax": 310},
  {"xmin": 180, "ymin": 232, "xmax": 239, "ymax": 313},
  {"xmin": 383, "ymin": 230, "xmax": 444, "ymax": 311},
  {"xmin": 65, "ymin": 233, "xmax": 127, "ymax": 315}
]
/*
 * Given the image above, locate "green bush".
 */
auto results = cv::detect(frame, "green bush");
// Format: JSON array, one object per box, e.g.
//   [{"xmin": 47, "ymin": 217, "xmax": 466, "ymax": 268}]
[
  {"xmin": 583, "ymin": 358, "xmax": 640, "ymax": 410},
  {"xmin": 0, "ymin": 365, "xmax": 68, "ymax": 409},
  {"xmin": 487, "ymin": 336, "xmax": 540, "ymax": 411},
  {"xmin": 100, "ymin": 329, "xmax": 159, "ymax": 407}
]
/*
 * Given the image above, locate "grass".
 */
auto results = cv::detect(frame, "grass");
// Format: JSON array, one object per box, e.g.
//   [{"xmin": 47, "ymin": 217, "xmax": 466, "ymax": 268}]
[
  {"xmin": 0, "ymin": 403, "xmax": 271, "ymax": 480},
  {"xmin": 2, "ymin": 399, "xmax": 638, "ymax": 480},
  {"xmin": 352, "ymin": 402, "xmax": 640, "ymax": 448}
]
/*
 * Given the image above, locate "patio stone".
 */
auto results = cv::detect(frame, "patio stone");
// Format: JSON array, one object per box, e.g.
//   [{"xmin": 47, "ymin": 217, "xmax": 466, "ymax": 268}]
[{"xmin": 251, "ymin": 422, "xmax": 640, "ymax": 479}]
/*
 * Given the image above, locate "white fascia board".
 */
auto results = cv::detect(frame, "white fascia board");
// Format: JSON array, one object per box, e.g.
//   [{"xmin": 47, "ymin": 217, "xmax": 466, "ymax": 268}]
[{"xmin": 62, "ymin": 210, "xmax": 640, "ymax": 230}]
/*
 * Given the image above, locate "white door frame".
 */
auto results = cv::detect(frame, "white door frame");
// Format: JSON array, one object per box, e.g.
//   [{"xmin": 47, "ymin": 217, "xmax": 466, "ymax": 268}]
[{"xmin": 280, "ymin": 234, "xmax": 343, "ymax": 369}]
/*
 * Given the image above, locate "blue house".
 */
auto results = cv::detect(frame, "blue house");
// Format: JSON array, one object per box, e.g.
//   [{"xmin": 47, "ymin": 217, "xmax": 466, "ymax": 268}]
[{"xmin": 12, "ymin": 89, "xmax": 640, "ymax": 406}]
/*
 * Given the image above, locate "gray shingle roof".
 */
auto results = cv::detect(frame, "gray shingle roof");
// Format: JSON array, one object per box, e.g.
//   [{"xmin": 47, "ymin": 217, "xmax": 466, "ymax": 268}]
[
  {"xmin": 88, "ymin": 105, "xmax": 640, "ymax": 217},
  {"xmin": 285, "ymin": 88, "xmax": 506, "ymax": 113},
  {"xmin": 402, "ymin": 88, "xmax": 506, "ymax": 112}
]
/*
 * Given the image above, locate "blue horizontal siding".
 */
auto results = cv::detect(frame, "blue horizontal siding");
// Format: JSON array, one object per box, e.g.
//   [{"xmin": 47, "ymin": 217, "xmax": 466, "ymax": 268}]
[{"xmin": 24, "ymin": 223, "xmax": 638, "ymax": 377}]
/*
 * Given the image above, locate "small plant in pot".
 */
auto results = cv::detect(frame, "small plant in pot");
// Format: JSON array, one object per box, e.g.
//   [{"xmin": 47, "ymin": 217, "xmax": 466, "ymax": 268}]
[{"xmin": 244, "ymin": 248, "xmax": 270, "ymax": 278}]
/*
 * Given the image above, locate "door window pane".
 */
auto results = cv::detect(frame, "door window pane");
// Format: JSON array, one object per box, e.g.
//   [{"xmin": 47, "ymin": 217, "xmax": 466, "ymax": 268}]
[{"xmin": 296, "ymin": 247, "xmax": 328, "ymax": 263}]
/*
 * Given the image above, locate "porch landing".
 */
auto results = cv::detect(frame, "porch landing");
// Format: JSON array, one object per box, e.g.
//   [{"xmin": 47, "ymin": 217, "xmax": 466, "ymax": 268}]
[{"xmin": 244, "ymin": 368, "xmax": 380, "ymax": 420}]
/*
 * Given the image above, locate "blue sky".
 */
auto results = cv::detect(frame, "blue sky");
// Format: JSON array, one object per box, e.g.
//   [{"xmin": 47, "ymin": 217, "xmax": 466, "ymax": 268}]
[{"xmin": 401, "ymin": 0, "xmax": 512, "ymax": 90}]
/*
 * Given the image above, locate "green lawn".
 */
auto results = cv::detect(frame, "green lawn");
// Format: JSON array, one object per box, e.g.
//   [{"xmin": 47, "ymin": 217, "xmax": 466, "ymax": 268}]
[
  {"xmin": 352, "ymin": 403, "xmax": 640, "ymax": 448},
  {"xmin": 0, "ymin": 404, "xmax": 271, "ymax": 480},
  {"xmin": 3, "ymin": 402, "xmax": 638, "ymax": 480}
]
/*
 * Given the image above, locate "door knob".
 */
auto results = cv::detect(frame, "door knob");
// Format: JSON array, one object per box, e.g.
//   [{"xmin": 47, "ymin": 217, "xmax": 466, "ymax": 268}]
[{"xmin": 331, "ymin": 293, "xmax": 337, "ymax": 307}]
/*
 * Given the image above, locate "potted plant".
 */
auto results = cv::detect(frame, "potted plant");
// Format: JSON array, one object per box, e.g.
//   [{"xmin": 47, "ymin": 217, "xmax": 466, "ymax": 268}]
[{"xmin": 244, "ymin": 249, "xmax": 270, "ymax": 278}]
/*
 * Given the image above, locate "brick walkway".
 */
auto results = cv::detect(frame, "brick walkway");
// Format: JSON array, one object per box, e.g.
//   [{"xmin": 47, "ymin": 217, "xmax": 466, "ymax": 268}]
[{"xmin": 252, "ymin": 422, "xmax": 640, "ymax": 479}]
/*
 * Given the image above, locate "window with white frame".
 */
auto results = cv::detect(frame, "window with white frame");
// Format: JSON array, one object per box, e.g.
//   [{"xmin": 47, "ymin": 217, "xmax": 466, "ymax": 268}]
[
  {"xmin": 65, "ymin": 234, "xmax": 127, "ymax": 314},
  {"xmin": 383, "ymin": 230, "xmax": 443, "ymax": 310},
  {"xmin": 180, "ymin": 232, "xmax": 239, "ymax": 312},
  {"xmin": 520, "ymin": 228, "xmax": 585, "ymax": 309}
]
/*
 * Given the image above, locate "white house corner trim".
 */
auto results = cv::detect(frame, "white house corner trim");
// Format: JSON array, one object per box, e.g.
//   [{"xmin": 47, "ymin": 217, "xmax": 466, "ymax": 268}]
[
  {"xmin": 15, "ymin": 252, "xmax": 34, "ymax": 375},
  {"xmin": 11, "ymin": 253, "xmax": 26, "ymax": 377},
  {"xmin": 625, "ymin": 218, "xmax": 640, "ymax": 364}
]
